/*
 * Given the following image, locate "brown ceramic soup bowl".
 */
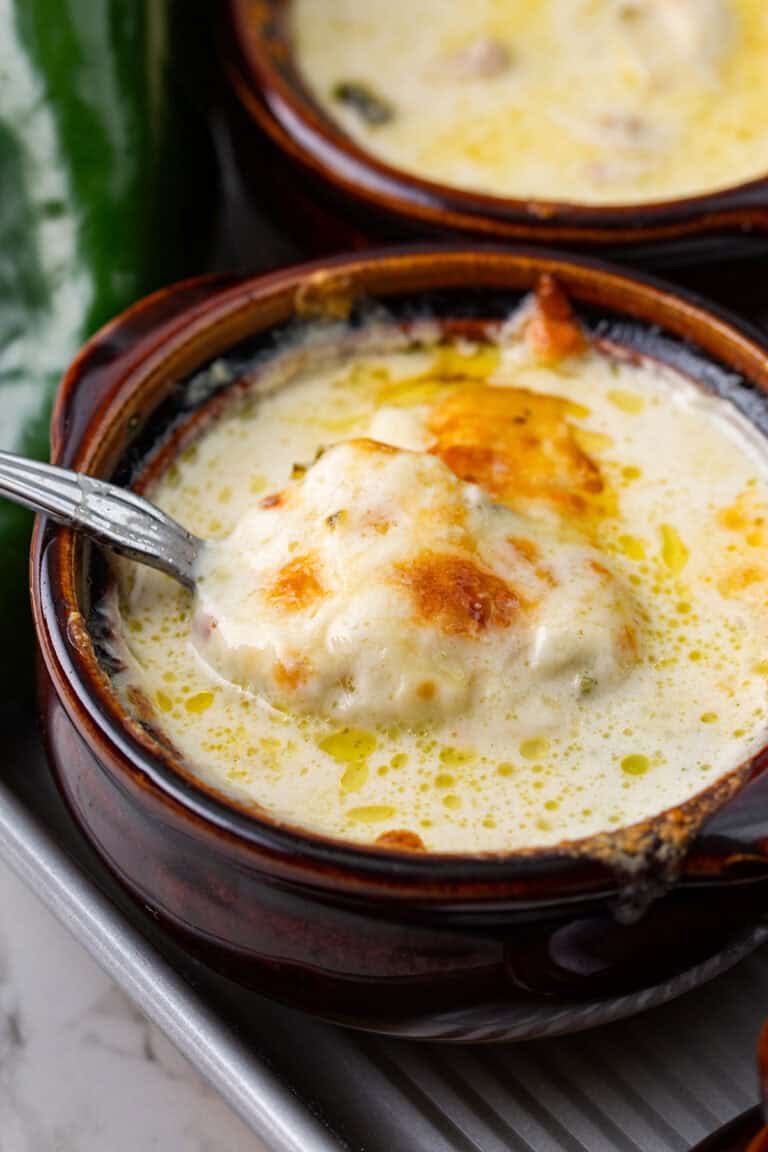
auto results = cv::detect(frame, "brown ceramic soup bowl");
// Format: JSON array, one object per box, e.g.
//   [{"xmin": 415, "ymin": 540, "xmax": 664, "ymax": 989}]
[
  {"xmin": 220, "ymin": 1, "xmax": 768, "ymax": 265},
  {"xmin": 31, "ymin": 249, "xmax": 768, "ymax": 1039}
]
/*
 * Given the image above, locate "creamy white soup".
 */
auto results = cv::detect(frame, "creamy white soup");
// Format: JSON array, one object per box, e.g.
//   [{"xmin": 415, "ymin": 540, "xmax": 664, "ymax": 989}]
[
  {"xmin": 111, "ymin": 282, "xmax": 768, "ymax": 853},
  {"xmin": 291, "ymin": 0, "xmax": 768, "ymax": 205}
]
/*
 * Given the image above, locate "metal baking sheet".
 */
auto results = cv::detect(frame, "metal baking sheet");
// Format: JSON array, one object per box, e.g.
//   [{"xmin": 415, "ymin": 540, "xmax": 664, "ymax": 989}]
[{"xmin": 0, "ymin": 708, "xmax": 766, "ymax": 1152}]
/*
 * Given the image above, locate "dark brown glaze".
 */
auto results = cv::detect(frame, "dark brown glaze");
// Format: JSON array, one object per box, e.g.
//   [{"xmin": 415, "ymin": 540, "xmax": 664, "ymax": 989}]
[
  {"xmin": 219, "ymin": 1, "xmax": 768, "ymax": 260},
  {"xmin": 31, "ymin": 249, "xmax": 768, "ymax": 1036}
]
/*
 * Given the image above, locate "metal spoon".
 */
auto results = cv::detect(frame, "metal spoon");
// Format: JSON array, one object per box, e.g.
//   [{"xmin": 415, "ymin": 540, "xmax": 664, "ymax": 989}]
[{"xmin": 0, "ymin": 450, "xmax": 203, "ymax": 590}]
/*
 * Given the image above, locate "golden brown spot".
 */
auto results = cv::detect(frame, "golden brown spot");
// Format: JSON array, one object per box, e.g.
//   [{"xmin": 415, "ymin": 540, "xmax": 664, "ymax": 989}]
[
  {"xmin": 428, "ymin": 383, "xmax": 605, "ymax": 519},
  {"xmin": 417, "ymin": 680, "xmax": 436, "ymax": 700},
  {"xmin": 589, "ymin": 559, "xmax": 612, "ymax": 581},
  {"xmin": 266, "ymin": 554, "xmax": 325, "ymax": 611},
  {"xmin": 273, "ymin": 659, "xmax": 310, "ymax": 691},
  {"xmin": 395, "ymin": 550, "xmax": 521, "ymax": 637},
  {"xmin": 507, "ymin": 536, "xmax": 540, "ymax": 564},
  {"xmin": 525, "ymin": 275, "xmax": 587, "ymax": 364},
  {"xmin": 325, "ymin": 509, "xmax": 347, "ymax": 530},
  {"xmin": 260, "ymin": 491, "xmax": 285, "ymax": 510},
  {"xmin": 509, "ymin": 537, "xmax": 557, "ymax": 585},
  {"xmin": 375, "ymin": 830, "xmax": 426, "ymax": 851},
  {"xmin": 619, "ymin": 625, "xmax": 638, "ymax": 658},
  {"xmin": 536, "ymin": 566, "xmax": 557, "ymax": 588},
  {"xmin": 347, "ymin": 436, "xmax": 399, "ymax": 455}
]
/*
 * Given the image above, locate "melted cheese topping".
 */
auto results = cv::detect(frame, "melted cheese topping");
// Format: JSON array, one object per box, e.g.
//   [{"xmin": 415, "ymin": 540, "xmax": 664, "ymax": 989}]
[
  {"xmin": 112, "ymin": 301, "xmax": 768, "ymax": 853},
  {"xmin": 291, "ymin": 0, "xmax": 768, "ymax": 204},
  {"xmin": 194, "ymin": 439, "xmax": 638, "ymax": 725}
]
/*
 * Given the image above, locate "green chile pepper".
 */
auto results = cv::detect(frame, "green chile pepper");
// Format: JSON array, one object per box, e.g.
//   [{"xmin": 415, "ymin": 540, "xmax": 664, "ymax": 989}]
[{"xmin": 0, "ymin": 0, "xmax": 214, "ymax": 710}]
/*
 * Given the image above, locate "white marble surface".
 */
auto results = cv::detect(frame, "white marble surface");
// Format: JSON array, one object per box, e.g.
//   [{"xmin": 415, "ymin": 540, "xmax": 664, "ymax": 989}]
[{"xmin": 0, "ymin": 855, "xmax": 264, "ymax": 1152}]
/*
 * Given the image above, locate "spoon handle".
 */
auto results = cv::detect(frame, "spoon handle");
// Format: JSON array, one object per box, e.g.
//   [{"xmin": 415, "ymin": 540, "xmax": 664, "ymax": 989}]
[{"xmin": 0, "ymin": 450, "xmax": 202, "ymax": 589}]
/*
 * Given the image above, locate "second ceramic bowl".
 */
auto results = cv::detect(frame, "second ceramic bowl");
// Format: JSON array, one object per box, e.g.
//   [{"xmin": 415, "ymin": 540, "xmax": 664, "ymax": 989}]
[{"xmin": 220, "ymin": 1, "xmax": 768, "ymax": 264}]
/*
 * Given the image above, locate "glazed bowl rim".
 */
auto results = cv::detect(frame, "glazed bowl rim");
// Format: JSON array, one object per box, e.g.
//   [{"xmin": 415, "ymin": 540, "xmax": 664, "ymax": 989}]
[
  {"xmin": 224, "ymin": 0, "xmax": 768, "ymax": 233},
  {"xmin": 31, "ymin": 245, "xmax": 768, "ymax": 892}
]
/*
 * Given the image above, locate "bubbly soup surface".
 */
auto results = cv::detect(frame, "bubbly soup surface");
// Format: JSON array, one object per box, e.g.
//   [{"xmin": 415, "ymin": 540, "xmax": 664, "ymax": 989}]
[
  {"xmin": 291, "ymin": 0, "xmax": 768, "ymax": 205},
  {"xmin": 111, "ymin": 283, "xmax": 768, "ymax": 853}
]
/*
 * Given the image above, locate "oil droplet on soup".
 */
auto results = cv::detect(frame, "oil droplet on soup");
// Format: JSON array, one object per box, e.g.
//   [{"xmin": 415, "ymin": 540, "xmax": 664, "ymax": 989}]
[{"xmin": 621, "ymin": 754, "xmax": 650, "ymax": 776}]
